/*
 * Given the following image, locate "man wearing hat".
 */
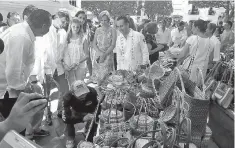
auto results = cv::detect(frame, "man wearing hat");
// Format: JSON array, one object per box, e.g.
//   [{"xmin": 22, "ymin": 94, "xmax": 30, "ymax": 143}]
[{"xmin": 62, "ymin": 80, "xmax": 98, "ymax": 148}]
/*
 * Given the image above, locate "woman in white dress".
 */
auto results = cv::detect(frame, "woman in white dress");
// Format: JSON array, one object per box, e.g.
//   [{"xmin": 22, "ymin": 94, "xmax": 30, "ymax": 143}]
[
  {"xmin": 175, "ymin": 19, "xmax": 212, "ymax": 83},
  {"xmin": 62, "ymin": 18, "xmax": 89, "ymax": 88}
]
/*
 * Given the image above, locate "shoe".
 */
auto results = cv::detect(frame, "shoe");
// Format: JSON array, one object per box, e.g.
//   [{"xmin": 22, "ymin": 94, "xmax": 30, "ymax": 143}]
[
  {"xmin": 66, "ymin": 139, "xmax": 75, "ymax": 148},
  {"xmin": 34, "ymin": 129, "xmax": 50, "ymax": 137}
]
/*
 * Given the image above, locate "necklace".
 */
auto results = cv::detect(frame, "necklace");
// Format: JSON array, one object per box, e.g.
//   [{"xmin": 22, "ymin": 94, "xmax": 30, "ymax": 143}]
[{"xmin": 120, "ymin": 32, "xmax": 134, "ymax": 68}]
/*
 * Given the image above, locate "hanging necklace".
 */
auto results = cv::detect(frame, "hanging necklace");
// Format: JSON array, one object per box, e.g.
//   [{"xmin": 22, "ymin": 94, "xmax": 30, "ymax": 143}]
[{"xmin": 120, "ymin": 31, "xmax": 134, "ymax": 61}]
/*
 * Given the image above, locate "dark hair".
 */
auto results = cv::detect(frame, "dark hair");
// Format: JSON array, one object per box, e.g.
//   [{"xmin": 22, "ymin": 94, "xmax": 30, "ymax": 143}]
[
  {"xmin": 226, "ymin": 21, "xmax": 233, "ymax": 28},
  {"xmin": 219, "ymin": 21, "xmax": 223, "ymax": 25},
  {"xmin": 23, "ymin": 5, "xmax": 38, "ymax": 20},
  {"xmin": 75, "ymin": 10, "xmax": 87, "ymax": 33},
  {"xmin": 7, "ymin": 12, "xmax": 19, "ymax": 19},
  {"xmin": 117, "ymin": 15, "xmax": 129, "ymax": 24},
  {"xmin": 87, "ymin": 19, "xmax": 92, "ymax": 23},
  {"xmin": 194, "ymin": 19, "xmax": 207, "ymax": 33},
  {"xmin": 208, "ymin": 23, "xmax": 217, "ymax": 34},
  {"xmin": 128, "ymin": 17, "xmax": 136, "ymax": 31},
  {"xmin": 178, "ymin": 21, "xmax": 185, "ymax": 26},
  {"xmin": 0, "ymin": 38, "xmax": 4, "ymax": 54},
  {"xmin": 27, "ymin": 9, "xmax": 51, "ymax": 28},
  {"xmin": 0, "ymin": 13, "xmax": 3, "ymax": 22}
]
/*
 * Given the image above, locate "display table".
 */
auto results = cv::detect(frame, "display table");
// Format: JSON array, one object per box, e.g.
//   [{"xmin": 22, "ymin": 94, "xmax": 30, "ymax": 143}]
[{"xmin": 208, "ymin": 101, "xmax": 234, "ymax": 148}]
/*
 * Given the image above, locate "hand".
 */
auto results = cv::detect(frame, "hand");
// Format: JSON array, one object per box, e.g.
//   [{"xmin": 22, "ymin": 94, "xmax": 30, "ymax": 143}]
[
  {"xmin": 4, "ymin": 93, "xmax": 47, "ymax": 133},
  {"xmin": 83, "ymin": 113, "xmax": 93, "ymax": 122}
]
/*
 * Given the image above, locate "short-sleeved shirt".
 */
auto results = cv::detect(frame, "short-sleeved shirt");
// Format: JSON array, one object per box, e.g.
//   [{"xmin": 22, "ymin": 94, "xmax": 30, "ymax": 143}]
[{"xmin": 182, "ymin": 35, "xmax": 212, "ymax": 82}]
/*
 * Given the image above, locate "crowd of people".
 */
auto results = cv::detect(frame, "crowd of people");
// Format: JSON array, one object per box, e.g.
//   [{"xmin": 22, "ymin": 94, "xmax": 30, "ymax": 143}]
[{"xmin": 0, "ymin": 5, "xmax": 234, "ymax": 148}]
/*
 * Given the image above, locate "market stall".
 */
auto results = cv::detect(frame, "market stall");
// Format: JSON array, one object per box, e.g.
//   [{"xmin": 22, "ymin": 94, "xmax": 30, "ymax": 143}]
[{"xmin": 78, "ymin": 58, "xmax": 214, "ymax": 148}]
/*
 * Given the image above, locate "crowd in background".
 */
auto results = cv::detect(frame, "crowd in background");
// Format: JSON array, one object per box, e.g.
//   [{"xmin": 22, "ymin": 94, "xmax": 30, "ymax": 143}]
[{"xmin": 0, "ymin": 5, "xmax": 234, "ymax": 148}]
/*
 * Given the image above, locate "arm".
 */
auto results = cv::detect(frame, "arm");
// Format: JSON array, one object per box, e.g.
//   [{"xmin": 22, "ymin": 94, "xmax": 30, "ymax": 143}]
[
  {"xmin": 175, "ymin": 43, "xmax": 190, "ymax": 60},
  {"xmin": 92, "ymin": 28, "xmax": 103, "ymax": 53},
  {"xmin": 104, "ymin": 28, "xmax": 117, "ymax": 56},
  {"xmin": 150, "ymin": 44, "xmax": 164, "ymax": 55},
  {"xmin": 83, "ymin": 38, "xmax": 92, "ymax": 75},
  {"xmin": 213, "ymin": 39, "xmax": 221, "ymax": 62},
  {"xmin": 5, "ymin": 36, "xmax": 32, "ymax": 95},
  {"xmin": 139, "ymin": 34, "xmax": 150, "ymax": 65},
  {"xmin": 61, "ymin": 92, "xmax": 73, "ymax": 123}
]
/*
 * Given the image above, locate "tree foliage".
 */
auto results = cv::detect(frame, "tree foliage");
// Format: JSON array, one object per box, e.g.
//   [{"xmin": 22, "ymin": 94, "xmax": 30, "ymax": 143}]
[
  {"xmin": 144, "ymin": 1, "xmax": 173, "ymax": 20},
  {"xmin": 188, "ymin": 1, "xmax": 228, "ymax": 8},
  {"xmin": 81, "ymin": 1, "xmax": 137, "ymax": 17}
]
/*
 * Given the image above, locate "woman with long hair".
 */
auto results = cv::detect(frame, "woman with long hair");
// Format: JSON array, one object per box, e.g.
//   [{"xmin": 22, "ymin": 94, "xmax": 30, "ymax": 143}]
[
  {"xmin": 62, "ymin": 18, "xmax": 89, "ymax": 88},
  {"xmin": 92, "ymin": 10, "xmax": 117, "ymax": 84},
  {"xmin": 176, "ymin": 19, "xmax": 212, "ymax": 82},
  {"xmin": 75, "ymin": 10, "xmax": 92, "ymax": 76}
]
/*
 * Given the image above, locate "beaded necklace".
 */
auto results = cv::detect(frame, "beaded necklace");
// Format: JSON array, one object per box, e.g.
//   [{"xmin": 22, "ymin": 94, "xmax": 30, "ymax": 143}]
[{"xmin": 120, "ymin": 30, "xmax": 134, "ymax": 69}]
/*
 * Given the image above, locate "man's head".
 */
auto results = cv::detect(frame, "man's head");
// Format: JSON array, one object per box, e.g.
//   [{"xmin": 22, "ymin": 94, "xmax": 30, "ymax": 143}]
[
  {"xmin": 7, "ymin": 12, "xmax": 21, "ymax": 26},
  {"xmin": 53, "ymin": 11, "xmax": 70, "ymax": 30},
  {"xmin": 177, "ymin": 21, "xmax": 185, "ymax": 31},
  {"xmin": 206, "ymin": 23, "xmax": 217, "ymax": 37},
  {"xmin": 116, "ymin": 15, "xmax": 130, "ymax": 35},
  {"xmin": 224, "ymin": 21, "xmax": 233, "ymax": 30},
  {"xmin": 71, "ymin": 80, "xmax": 90, "ymax": 100},
  {"xmin": 22, "ymin": 5, "xmax": 38, "ymax": 21},
  {"xmin": 27, "ymin": 9, "xmax": 52, "ymax": 37}
]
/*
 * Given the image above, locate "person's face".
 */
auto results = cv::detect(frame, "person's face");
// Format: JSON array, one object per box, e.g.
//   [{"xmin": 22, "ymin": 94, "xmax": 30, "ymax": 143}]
[
  {"xmin": 8, "ymin": 15, "xmax": 21, "ymax": 26},
  {"xmin": 100, "ymin": 15, "xmax": 109, "ymax": 27},
  {"xmin": 71, "ymin": 22, "xmax": 80, "ymax": 34},
  {"xmin": 77, "ymin": 13, "xmax": 86, "ymax": 25},
  {"xmin": 116, "ymin": 19, "xmax": 129, "ymax": 35},
  {"xmin": 76, "ymin": 93, "xmax": 87, "ymax": 101},
  {"xmin": 178, "ymin": 25, "xmax": 184, "ymax": 31},
  {"xmin": 126, "ymin": 14, "xmax": 130, "ymax": 19},
  {"xmin": 37, "ymin": 20, "xmax": 52, "ymax": 37},
  {"xmin": 60, "ymin": 17, "xmax": 68, "ymax": 29}
]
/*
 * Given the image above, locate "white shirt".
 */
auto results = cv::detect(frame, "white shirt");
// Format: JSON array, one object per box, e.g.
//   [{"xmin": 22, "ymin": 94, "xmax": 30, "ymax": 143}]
[
  {"xmin": 116, "ymin": 29, "xmax": 149, "ymax": 71},
  {"xmin": 209, "ymin": 35, "xmax": 221, "ymax": 62},
  {"xmin": 0, "ymin": 22, "xmax": 36, "ymax": 98},
  {"xmin": 171, "ymin": 28, "xmax": 187, "ymax": 46},
  {"xmin": 182, "ymin": 35, "xmax": 212, "ymax": 82},
  {"xmin": 155, "ymin": 27, "xmax": 171, "ymax": 44},
  {"xmin": 43, "ymin": 26, "xmax": 66, "ymax": 76}
]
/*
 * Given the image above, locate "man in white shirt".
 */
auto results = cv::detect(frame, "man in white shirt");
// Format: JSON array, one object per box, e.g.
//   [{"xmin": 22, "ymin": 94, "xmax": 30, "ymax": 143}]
[
  {"xmin": 116, "ymin": 16, "xmax": 149, "ymax": 71},
  {"xmin": 0, "ymin": 9, "xmax": 51, "ymax": 118},
  {"xmin": 169, "ymin": 21, "xmax": 187, "ymax": 48},
  {"xmin": 206, "ymin": 23, "xmax": 221, "ymax": 68}
]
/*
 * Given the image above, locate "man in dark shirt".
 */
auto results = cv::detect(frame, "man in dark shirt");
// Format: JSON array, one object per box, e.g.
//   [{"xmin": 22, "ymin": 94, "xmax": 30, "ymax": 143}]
[{"xmin": 62, "ymin": 80, "xmax": 98, "ymax": 148}]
